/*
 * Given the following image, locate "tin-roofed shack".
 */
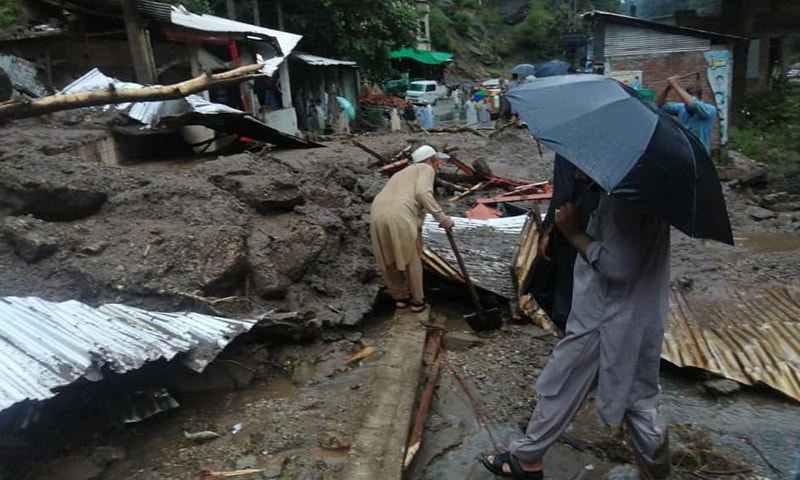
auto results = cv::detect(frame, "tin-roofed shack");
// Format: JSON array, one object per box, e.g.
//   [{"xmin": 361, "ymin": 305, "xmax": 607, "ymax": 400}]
[
  {"xmin": 2, "ymin": 0, "xmax": 309, "ymax": 137},
  {"xmin": 584, "ymin": 10, "xmax": 742, "ymax": 154}
]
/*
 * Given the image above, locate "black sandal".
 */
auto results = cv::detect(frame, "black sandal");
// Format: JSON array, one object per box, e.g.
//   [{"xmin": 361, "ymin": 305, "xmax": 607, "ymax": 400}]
[
  {"xmin": 481, "ymin": 451, "xmax": 543, "ymax": 479},
  {"xmin": 409, "ymin": 300, "xmax": 427, "ymax": 313}
]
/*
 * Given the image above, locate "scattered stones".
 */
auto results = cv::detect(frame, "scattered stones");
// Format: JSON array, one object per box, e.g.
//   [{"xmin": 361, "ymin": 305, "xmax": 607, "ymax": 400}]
[{"xmin": 235, "ymin": 455, "xmax": 258, "ymax": 470}]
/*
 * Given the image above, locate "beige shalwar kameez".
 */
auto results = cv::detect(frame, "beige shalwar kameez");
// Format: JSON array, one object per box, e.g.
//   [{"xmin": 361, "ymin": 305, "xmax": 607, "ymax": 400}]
[{"xmin": 370, "ymin": 163, "xmax": 448, "ymax": 302}]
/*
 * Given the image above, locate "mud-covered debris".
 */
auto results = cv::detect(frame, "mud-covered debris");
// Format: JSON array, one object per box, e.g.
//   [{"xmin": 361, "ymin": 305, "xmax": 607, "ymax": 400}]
[{"xmin": 1, "ymin": 216, "xmax": 62, "ymax": 262}]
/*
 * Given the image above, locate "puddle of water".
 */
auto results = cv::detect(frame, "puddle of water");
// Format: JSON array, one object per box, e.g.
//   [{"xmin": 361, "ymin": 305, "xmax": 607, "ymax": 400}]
[{"xmin": 734, "ymin": 231, "xmax": 800, "ymax": 253}]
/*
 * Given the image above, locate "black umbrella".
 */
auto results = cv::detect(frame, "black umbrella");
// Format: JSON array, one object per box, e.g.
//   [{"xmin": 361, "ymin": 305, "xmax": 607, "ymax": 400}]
[
  {"xmin": 535, "ymin": 60, "xmax": 571, "ymax": 78},
  {"xmin": 506, "ymin": 74, "xmax": 733, "ymax": 245},
  {"xmin": 510, "ymin": 63, "xmax": 536, "ymax": 76}
]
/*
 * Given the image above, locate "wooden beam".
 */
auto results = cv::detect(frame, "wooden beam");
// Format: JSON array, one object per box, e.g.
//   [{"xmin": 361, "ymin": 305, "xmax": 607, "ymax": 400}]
[
  {"xmin": 120, "ymin": 0, "xmax": 157, "ymax": 84},
  {"xmin": 0, "ymin": 64, "xmax": 264, "ymax": 121}
]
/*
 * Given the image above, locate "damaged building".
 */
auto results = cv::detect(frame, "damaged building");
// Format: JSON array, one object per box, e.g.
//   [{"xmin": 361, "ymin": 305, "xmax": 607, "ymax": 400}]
[{"xmin": 0, "ymin": 0, "xmax": 361, "ymax": 154}]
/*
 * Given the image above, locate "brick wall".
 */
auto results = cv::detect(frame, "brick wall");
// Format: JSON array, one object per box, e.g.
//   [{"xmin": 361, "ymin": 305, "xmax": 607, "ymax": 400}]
[{"xmin": 609, "ymin": 51, "xmax": 721, "ymax": 149}]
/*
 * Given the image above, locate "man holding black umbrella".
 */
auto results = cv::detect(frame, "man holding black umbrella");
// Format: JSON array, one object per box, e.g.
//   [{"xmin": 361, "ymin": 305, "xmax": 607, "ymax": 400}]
[{"xmin": 483, "ymin": 191, "xmax": 672, "ymax": 480}]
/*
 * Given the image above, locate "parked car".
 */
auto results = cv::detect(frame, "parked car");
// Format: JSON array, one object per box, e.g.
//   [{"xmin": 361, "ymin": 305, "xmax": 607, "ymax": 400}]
[
  {"xmin": 404, "ymin": 80, "xmax": 448, "ymax": 105},
  {"xmin": 788, "ymin": 68, "xmax": 800, "ymax": 78}
]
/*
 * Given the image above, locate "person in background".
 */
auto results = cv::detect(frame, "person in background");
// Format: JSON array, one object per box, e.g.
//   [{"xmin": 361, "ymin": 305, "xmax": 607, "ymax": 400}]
[
  {"xmin": 482, "ymin": 191, "xmax": 672, "ymax": 480},
  {"xmin": 657, "ymin": 75, "xmax": 717, "ymax": 154},
  {"xmin": 369, "ymin": 145, "xmax": 454, "ymax": 313},
  {"xmin": 419, "ymin": 101, "xmax": 434, "ymax": 130}
]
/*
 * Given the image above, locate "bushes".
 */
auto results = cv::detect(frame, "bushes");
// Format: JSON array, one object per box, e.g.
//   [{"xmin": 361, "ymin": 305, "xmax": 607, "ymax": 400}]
[
  {"xmin": 453, "ymin": 11, "xmax": 473, "ymax": 35},
  {"xmin": 731, "ymin": 80, "xmax": 800, "ymax": 176},
  {"xmin": 0, "ymin": 0, "xmax": 18, "ymax": 29}
]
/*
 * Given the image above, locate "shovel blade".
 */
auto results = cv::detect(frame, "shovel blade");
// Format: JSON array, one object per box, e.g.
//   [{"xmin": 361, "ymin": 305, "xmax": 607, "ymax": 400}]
[{"xmin": 464, "ymin": 309, "xmax": 502, "ymax": 332}]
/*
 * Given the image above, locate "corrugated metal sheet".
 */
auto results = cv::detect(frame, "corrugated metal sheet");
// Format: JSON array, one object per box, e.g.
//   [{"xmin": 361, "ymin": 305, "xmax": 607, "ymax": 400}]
[
  {"xmin": 0, "ymin": 53, "xmax": 49, "ymax": 97},
  {"xmin": 0, "ymin": 296, "xmax": 256, "ymax": 414},
  {"xmin": 422, "ymin": 214, "xmax": 528, "ymax": 299},
  {"xmin": 663, "ymin": 286, "xmax": 800, "ymax": 402},
  {"xmin": 293, "ymin": 53, "xmax": 358, "ymax": 67},
  {"xmin": 169, "ymin": 7, "xmax": 302, "ymax": 58},
  {"xmin": 606, "ymin": 24, "xmax": 710, "ymax": 57}
]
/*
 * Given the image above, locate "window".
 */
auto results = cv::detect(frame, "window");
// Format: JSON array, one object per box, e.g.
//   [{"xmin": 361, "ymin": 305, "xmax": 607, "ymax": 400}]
[{"xmin": 746, "ymin": 39, "xmax": 760, "ymax": 79}]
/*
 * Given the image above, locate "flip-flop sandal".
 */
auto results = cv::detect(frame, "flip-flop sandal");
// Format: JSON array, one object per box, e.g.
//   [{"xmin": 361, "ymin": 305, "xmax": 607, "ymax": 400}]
[
  {"xmin": 409, "ymin": 300, "xmax": 427, "ymax": 313},
  {"xmin": 395, "ymin": 298, "xmax": 410, "ymax": 309},
  {"xmin": 480, "ymin": 451, "xmax": 543, "ymax": 479}
]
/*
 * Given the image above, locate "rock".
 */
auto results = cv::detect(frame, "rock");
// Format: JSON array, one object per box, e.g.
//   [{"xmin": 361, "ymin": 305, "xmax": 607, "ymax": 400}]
[
  {"xmin": 317, "ymin": 430, "xmax": 351, "ymax": 450},
  {"xmin": 200, "ymin": 226, "xmax": 248, "ymax": 296},
  {"xmin": 235, "ymin": 455, "xmax": 258, "ymax": 470},
  {"xmin": 760, "ymin": 191, "xmax": 789, "ymax": 206},
  {"xmin": 344, "ymin": 331, "xmax": 363, "ymax": 343},
  {"xmin": 1, "ymin": 216, "xmax": 62, "ymax": 263},
  {"xmin": 250, "ymin": 265, "xmax": 290, "ymax": 300},
  {"xmin": 0, "ymin": 166, "xmax": 107, "ymax": 221},
  {"xmin": 746, "ymin": 206, "xmax": 777, "ymax": 221},
  {"xmin": 78, "ymin": 241, "xmax": 108, "ymax": 256},
  {"xmin": 261, "ymin": 464, "xmax": 283, "ymax": 479},
  {"xmin": 442, "ymin": 332, "xmax": 484, "ymax": 352},
  {"xmin": 211, "ymin": 174, "xmax": 305, "ymax": 212},
  {"xmin": 703, "ymin": 378, "xmax": 741, "ymax": 396}
]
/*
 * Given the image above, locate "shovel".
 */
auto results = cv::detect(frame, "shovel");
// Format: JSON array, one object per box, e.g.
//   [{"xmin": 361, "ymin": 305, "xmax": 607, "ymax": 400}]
[{"xmin": 445, "ymin": 229, "xmax": 503, "ymax": 331}]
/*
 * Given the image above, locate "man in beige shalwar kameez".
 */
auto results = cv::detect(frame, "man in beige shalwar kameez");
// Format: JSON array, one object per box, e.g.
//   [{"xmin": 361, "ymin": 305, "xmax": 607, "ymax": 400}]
[{"xmin": 370, "ymin": 145, "xmax": 454, "ymax": 312}]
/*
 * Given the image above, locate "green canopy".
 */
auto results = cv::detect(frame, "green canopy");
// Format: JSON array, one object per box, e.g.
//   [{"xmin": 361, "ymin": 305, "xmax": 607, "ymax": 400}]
[{"xmin": 388, "ymin": 47, "xmax": 453, "ymax": 65}]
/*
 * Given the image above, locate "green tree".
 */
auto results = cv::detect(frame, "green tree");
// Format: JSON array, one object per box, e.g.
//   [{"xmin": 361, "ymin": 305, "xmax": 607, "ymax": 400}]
[
  {"xmin": 429, "ymin": 6, "xmax": 456, "ymax": 53},
  {"xmin": 0, "ymin": 0, "xmax": 18, "ymax": 29},
  {"xmin": 453, "ymin": 11, "xmax": 473, "ymax": 35},
  {"xmin": 513, "ymin": 0, "xmax": 566, "ymax": 59},
  {"xmin": 258, "ymin": 0, "xmax": 419, "ymax": 77}
]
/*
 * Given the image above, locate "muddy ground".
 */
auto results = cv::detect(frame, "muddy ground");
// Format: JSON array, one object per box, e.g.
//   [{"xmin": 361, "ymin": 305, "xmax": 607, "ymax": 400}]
[{"xmin": 1, "ymin": 110, "xmax": 799, "ymax": 480}]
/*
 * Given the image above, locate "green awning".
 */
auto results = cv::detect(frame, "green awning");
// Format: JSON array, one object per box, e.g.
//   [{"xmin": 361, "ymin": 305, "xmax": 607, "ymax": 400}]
[{"xmin": 388, "ymin": 47, "xmax": 453, "ymax": 65}]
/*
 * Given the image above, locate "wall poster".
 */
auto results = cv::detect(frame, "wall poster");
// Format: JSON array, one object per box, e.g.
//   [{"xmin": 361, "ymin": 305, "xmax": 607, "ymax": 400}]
[
  {"xmin": 606, "ymin": 70, "xmax": 643, "ymax": 90},
  {"xmin": 704, "ymin": 50, "xmax": 731, "ymax": 145}
]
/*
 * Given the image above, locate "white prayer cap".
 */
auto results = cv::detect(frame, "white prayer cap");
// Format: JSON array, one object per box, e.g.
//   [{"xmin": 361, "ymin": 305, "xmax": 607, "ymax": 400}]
[{"xmin": 411, "ymin": 145, "xmax": 451, "ymax": 163}]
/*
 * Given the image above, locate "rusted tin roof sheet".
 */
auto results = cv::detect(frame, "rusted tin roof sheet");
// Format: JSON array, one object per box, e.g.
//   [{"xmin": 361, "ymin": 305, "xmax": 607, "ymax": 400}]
[
  {"xmin": 663, "ymin": 286, "xmax": 800, "ymax": 402},
  {"xmin": 0, "ymin": 297, "xmax": 255, "ymax": 414}
]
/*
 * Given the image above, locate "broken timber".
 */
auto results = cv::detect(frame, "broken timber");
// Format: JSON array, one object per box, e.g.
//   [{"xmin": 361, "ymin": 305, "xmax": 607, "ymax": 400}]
[{"xmin": 0, "ymin": 64, "xmax": 264, "ymax": 120}]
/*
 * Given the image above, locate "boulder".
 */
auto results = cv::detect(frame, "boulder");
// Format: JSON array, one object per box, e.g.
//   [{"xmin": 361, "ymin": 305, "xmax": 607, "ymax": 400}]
[
  {"xmin": 746, "ymin": 206, "xmax": 777, "ymax": 221},
  {"xmin": 0, "ymin": 167, "xmax": 108, "ymax": 221},
  {"xmin": 200, "ymin": 226, "xmax": 249, "ymax": 296},
  {"xmin": 211, "ymin": 173, "xmax": 305, "ymax": 212},
  {"xmin": 442, "ymin": 331, "xmax": 484, "ymax": 352},
  {"xmin": 2, "ymin": 216, "xmax": 63, "ymax": 263},
  {"xmin": 703, "ymin": 378, "xmax": 741, "ymax": 396}
]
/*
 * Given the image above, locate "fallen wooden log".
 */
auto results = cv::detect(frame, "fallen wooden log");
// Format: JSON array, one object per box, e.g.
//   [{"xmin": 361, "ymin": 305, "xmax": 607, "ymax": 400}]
[
  {"xmin": 449, "ymin": 181, "xmax": 486, "ymax": 202},
  {"xmin": 426, "ymin": 126, "xmax": 484, "ymax": 137},
  {"xmin": 0, "ymin": 64, "xmax": 264, "ymax": 120},
  {"xmin": 353, "ymin": 139, "xmax": 389, "ymax": 165},
  {"xmin": 403, "ymin": 314, "xmax": 445, "ymax": 469}
]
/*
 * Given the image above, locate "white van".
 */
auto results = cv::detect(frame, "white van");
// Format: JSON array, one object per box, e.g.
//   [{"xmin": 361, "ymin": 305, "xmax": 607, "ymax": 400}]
[{"xmin": 404, "ymin": 80, "xmax": 447, "ymax": 105}]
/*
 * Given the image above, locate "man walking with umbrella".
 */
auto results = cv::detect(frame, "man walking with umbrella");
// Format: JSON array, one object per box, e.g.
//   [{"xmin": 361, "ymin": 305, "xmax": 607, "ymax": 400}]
[
  {"xmin": 482, "ymin": 189, "xmax": 672, "ymax": 480},
  {"xmin": 484, "ymin": 74, "xmax": 734, "ymax": 480}
]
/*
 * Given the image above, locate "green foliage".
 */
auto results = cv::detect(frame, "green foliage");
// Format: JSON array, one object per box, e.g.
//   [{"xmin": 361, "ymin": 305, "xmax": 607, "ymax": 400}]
[
  {"xmin": 512, "ymin": 0, "xmax": 567, "ymax": 59},
  {"xmin": 453, "ymin": 11, "xmax": 473, "ymax": 35},
  {"xmin": 429, "ymin": 6, "xmax": 457, "ymax": 53},
  {"xmin": 163, "ymin": 0, "xmax": 212, "ymax": 13},
  {"xmin": 730, "ymin": 81, "xmax": 800, "ymax": 176},
  {"xmin": 0, "ymin": 0, "xmax": 18, "ymax": 29},
  {"xmin": 277, "ymin": 0, "xmax": 419, "ymax": 78}
]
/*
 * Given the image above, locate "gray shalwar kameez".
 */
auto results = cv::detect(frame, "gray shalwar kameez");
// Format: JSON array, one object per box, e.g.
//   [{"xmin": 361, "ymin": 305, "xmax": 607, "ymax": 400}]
[{"xmin": 510, "ymin": 196, "xmax": 671, "ymax": 478}]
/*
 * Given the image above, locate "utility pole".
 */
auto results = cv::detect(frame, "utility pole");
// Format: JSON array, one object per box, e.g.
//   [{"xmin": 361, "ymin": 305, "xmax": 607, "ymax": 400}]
[
  {"xmin": 252, "ymin": 0, "xmax": 261, "ymax": 26},
  {"xmin": 226, "ymin": 0, "xmax": 236, "ymax": 19},
  {"xmin": 121, "ymin": 0, "xmax": 157, "ymax": 84},
  {"xmin": 276, "ymin": 0, "xmax": 284, "ymax": 30}
]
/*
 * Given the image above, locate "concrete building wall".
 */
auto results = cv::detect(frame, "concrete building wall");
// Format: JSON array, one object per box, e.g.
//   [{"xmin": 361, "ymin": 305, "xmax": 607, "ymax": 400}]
[{"xmin": 416, "ymin": 0, "xmax": 431, "ymax": 51}]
